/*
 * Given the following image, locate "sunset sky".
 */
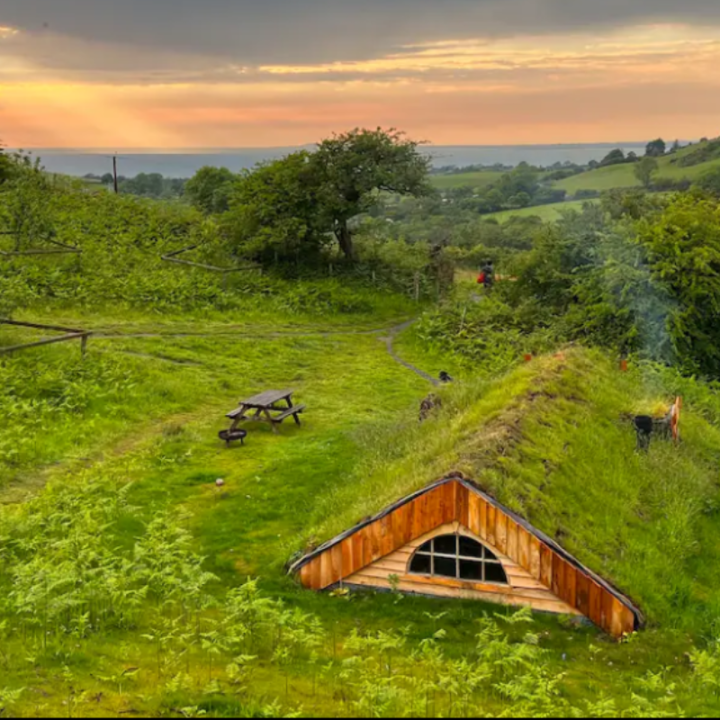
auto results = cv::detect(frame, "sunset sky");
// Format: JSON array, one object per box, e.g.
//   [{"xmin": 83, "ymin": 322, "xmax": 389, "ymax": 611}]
[{"xmin": 1, "ymin": 0, "xmax": 720, "ymax": 149}]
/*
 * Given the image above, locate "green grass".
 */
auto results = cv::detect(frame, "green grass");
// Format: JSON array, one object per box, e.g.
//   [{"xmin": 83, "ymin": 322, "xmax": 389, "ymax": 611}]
[
  {"xmin": 430, "ymin": 170, "xmax": 504, "ymax": 190},
  {"xmin": 302, "ymin": 346, "xmax": 720, "ymax": 631},
  {"xmin": 555, "ymin": 141, "xmax": 720, "ymax": 194},
  {"xmin": 2, "ymin": 311, "xmax": 720, "ymax": 716},
  {"xmin": 483, "ymin": 199, "xmax": 599, "ymax": 223}
]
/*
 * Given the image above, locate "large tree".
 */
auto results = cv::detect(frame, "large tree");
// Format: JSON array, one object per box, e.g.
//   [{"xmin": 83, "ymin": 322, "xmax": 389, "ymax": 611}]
[
  {"xmin": 636, "ymin": 194, "xmax": 720, "ymax": 375},
  {"xmin": 312, "ymin": 128, "xmax": 433, "ymax": 260},
  {"xmin": 599, "ymin": 149, "xmax": 626, "ymax": 167},
  {"xmin": 184, "ymin": 166, "xmax": 235, "ymax": 215},
  {"xmin": 224, "ymin": 151, "xmax": 329, "ymax": 263},
  {"xmin": 634, "ymin": 157, "xmax": 659, "ymax": 188},
  {"xmin": 645, "ymin": 138, "xmax": 667, "ymax": 158}
]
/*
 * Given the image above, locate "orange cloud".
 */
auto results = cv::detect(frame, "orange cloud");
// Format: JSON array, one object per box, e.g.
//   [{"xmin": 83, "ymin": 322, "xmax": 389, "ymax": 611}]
[{"xmin": 1, "ymin": 23, "xmax": 719, "ymax": 147}]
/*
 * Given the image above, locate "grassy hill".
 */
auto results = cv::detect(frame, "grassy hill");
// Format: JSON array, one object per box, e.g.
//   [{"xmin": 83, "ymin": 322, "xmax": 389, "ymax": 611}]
[
  {"xmin": 555, "ymin": 140, "xmax": 720, "ymax": 194},
  {"xmin": 484, "ymin": 198, "xmax": 599, "ymax": 223},
  {"xmin": 304, "ymin": 346, "xmax": 720, "ymax": 633}
]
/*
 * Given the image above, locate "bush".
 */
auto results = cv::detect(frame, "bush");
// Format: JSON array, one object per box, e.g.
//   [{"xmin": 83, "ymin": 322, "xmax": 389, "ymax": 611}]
[
  {"xmin": 652, "ymin": 178, "xmax": 692, "ymax": 193},
  {"xmin": 573, "ymin": 189, "xmax": 601, "ymax": 200},
  {"xmin": 695, "ymin": 167, "xmax": 720, "ymax": 196}
]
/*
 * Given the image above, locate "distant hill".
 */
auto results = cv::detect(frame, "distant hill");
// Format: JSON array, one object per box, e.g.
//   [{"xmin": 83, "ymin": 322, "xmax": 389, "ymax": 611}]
[
  {"xmin": 18, "ymin": 143, "xmax": 651, "ymax": 179},
  {"xmin": 554, "ymin": 139, "xmax": 720, "ymax": 194}
]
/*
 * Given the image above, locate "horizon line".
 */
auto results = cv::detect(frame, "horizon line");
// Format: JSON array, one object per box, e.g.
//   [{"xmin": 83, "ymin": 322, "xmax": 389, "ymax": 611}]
[{"xmin": 10, "ymin": 140, "xmax": 670, "ymax": 155}]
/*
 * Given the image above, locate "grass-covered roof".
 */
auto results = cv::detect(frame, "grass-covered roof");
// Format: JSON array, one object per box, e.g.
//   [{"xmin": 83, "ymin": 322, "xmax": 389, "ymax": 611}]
[{"xmin": 301, "ymin": 347, "xmax": 720, "ymax": 632}]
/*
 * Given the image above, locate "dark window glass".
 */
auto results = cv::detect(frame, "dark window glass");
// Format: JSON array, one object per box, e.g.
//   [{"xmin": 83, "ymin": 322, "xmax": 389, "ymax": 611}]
[
  {"xmin": 434, "ymin": 535, "xmax": 457, "ymax": 556},
  {"xmin": 410, "ymin": 554, "xmax": 432, "ymax": 575},
  {"xmin": 459, "ymin": 536, "xmax": 484, "ymax": 559},
  {"xmin": 459, "ymin": 560, "xmax": 483, "ymax": 582},
  {"xmin": 485, "ymin": 563, "xmax": 508, "ymax": 585},
  {"xmin": 408, "ymin": 534, "xmax": 508, "ymax": 586},
  {"xmin": 434, "ymin": 556, "xmax": 457, "ymax": 579}
]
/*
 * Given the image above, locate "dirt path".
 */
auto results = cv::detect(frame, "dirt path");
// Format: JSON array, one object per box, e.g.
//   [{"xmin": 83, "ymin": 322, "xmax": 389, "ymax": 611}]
[{"xmin": 379, "ymin": 320, "xmax": 440, "ymax": 387}]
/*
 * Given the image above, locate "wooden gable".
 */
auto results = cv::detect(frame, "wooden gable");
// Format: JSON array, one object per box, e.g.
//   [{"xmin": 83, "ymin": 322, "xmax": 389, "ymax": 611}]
[
  {"xmin": 345, "ymin": 521, "xmax": 583, "ymax": 617},
  {"xmin": 290, "ymin": 476, "xmax": 644, "ymax": 639}
]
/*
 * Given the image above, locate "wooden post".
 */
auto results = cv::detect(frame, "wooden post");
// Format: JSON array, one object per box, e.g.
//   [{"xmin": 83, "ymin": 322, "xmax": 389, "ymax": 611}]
[{"xmin": 112, "ymin": 155, "xmax": 119, "ymax": 194}]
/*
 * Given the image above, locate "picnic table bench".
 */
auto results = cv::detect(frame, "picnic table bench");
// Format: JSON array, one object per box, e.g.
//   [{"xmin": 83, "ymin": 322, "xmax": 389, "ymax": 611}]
[{"xmin": 225, "ymin": 389, "xmax": 306, "ymax": 436}]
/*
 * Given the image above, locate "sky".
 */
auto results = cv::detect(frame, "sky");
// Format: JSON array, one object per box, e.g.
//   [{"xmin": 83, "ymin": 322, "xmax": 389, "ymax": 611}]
[{"xmin": 1, "ymin": 0, "xmax": 720, "ymax": 149}]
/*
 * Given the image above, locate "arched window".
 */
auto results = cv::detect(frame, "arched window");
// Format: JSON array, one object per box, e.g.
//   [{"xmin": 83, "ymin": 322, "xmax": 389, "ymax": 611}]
[{"xmin": 409, "ymin": 534, "xmax": 508, "ymax": 585}]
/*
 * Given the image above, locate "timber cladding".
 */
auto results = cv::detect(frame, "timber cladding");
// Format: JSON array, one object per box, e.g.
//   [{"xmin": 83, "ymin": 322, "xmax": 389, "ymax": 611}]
[{"xmin": 289, "ymin": 476, "xmax": 644, "ymax": 639}]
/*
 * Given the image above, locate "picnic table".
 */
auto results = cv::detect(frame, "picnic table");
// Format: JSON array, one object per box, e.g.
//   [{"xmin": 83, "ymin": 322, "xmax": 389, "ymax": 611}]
[{"xmin": 226, "ymin": 389, "xmax": 306, "ymax": 435}]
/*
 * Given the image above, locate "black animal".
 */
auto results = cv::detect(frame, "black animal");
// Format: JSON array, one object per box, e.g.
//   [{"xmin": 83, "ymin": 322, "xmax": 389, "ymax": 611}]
[
  {"xmin": 634, "ymin": 415, "xmax": 654, "ymax": 452},
  {"xmin": 420, "ymin": 394, "xmax": 442, "ymax": 422},
  {"xmin": 439, "ymin": 371, "xmax": 454, "ymax": 384}
]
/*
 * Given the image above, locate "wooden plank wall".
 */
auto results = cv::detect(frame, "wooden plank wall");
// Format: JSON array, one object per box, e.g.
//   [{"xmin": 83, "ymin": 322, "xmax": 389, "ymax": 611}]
[
  {"xmin": 297, "ymin": 481, "xmax": 636, "ymax": 638},
  {"xmin": 345, "ymin": 522, "xmax": 582, "ymax": 617}
]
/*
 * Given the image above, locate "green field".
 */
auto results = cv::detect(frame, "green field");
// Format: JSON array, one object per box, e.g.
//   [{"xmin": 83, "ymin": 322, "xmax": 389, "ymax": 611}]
[
  {"xmin": 484, "ymin": 198, "xmax": 598, "ymax": 223},
  {"xmin": 555, "ymin": 141, "xmax": 720, "ymax": 194},
  {"xmin": 430, "ymin": 170, "xmax": 504, "ymax": 190}
]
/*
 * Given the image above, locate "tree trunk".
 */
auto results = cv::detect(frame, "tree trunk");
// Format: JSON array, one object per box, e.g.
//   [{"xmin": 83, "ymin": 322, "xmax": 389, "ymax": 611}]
[{"xmin": 336, "ymin": 221, "xmax": 354, "ymax": 261}]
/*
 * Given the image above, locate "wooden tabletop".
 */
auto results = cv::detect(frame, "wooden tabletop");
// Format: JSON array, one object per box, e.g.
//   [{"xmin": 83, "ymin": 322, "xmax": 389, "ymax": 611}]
[{"xmin": 240, "ymin": 389, "xmax": 294, "ymax": 408}]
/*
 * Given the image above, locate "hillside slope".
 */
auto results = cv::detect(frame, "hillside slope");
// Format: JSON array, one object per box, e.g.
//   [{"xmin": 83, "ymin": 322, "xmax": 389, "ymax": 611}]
[
  {"xmin": 302, "ymin": 347, "xmax": 720, "ymax": 633},
  {"xmin": 555, "ymin": 140, "xmax": 720, "ymax": 194}
]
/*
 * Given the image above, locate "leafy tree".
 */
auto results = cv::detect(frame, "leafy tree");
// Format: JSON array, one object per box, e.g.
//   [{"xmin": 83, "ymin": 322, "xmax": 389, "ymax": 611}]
[
  {"xmin": 485, "ymin": 189, "xmax": 505, "ymax": 212},
  {"xmin": 600, "ymin": 149, "xmax": 626, "ymax": 166},
  {"xmin": 696, "ymin": 167, "xmax": 720, "ymax": 196},
  {"xmin": 224, "ymin": 151, "xmax": 329, "ymax": 263},
  {"xmin": 634, "ymin": 157, "xmax": 659, "ymax": 188},
  {"xmin": 185, "ymin": 166, "xmax": 235, "ymax": 214},
  {"xmin": 635, "ymin": 194, "xmax": 720, "ymax": 375},
  {"xmin": 645, "ymin": 138, "xmax": 667, "ymax": 157},
  {"xmin": 0, "ymin": 143, "xmax": 13, "ymax": 185},
  {"xmin": 508, "ymin": 192, "xmax": 531, "ymax": 208},
  {"xmin": 496, "ymin": 162, "xmax": 539, "ymax": 200},
  {"xmin": 100, "ymin": 173, "xmax": 114, "ymax": 185},
  {"xmin": 311, "ymin": 127, "xmax": 433, "ymax": 260}
]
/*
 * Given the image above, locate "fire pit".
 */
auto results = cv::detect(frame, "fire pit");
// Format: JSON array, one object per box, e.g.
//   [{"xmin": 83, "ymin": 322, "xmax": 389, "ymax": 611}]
[{"xmin": 219, "ymin": 429, "xmax": 247, "ymax": 447}]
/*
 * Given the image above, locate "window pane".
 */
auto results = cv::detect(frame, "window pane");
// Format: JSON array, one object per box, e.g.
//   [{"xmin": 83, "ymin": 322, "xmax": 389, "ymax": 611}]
[
  {"xmin": 410, "ymin": 554, "xmax": 432, "ymax": 575},
  {"xmin": 459, "ymin": 537, "xmax": 484, "ymax": 559},
  {"xmin": 485, "ymin": 563, "xmax": 508, "ymax": 585},
  {"xmin": 418, "ymin": 540, "xmax": 433, "ymax": 553},
  {"xmin": 484, "ymin": 547, "xmax": 499, "ymax": 562},
  {"xmin": 459, "ymin": 560, "xmax": 483, "ymax": 582},
  {"xmin": 434, "ymin": 535, "xmax": 457, "ymax": 556},
  {"xmin": 434, "ymin": 556, "xmax": 457, "ymax": 579}
]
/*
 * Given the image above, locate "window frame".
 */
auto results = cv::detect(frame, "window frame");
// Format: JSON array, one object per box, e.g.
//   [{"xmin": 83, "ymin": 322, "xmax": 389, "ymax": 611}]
[{"xmin": 408, "ymin": 533, "xmax": 509, "ymax": 586}]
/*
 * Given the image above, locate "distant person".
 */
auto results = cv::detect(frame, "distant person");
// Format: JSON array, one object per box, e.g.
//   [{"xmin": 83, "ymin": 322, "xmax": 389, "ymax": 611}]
[{"xmin": 481, "ymin": 261, "xmax": 495, "ymax": 290}]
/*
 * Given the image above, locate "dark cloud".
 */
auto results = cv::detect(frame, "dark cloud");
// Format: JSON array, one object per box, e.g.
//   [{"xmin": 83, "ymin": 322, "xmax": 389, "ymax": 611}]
[{"xmin": 1, "ymin": 0, "xmax": 720, "ymax": 73}]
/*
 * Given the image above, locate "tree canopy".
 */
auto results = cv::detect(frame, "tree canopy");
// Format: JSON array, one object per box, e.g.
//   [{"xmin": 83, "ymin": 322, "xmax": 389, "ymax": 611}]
[
  {"xmin": 645, "ymin": 138, "xmax": 667, "ymax": 158},
  {"xmin": 184, "ymin": 166, "xmax": 235, "ymax": 215},
  {"xmin": 311, "ymin": 127, "xmax": 433, "ymax": 259},
  {"xmin": 223, "ymin": 127, "xmax": 433, "ymax": 262},
  {"xmin": 600, "ymin": 149, "xmax": 626, "ymax": 167},
  {"xmin": 634, "ymin": 157, "xmax": 659, "ymax": 188},
  {"xmin": 224, "ymin": 151, "xmax": 329, "ymax": 263}
]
